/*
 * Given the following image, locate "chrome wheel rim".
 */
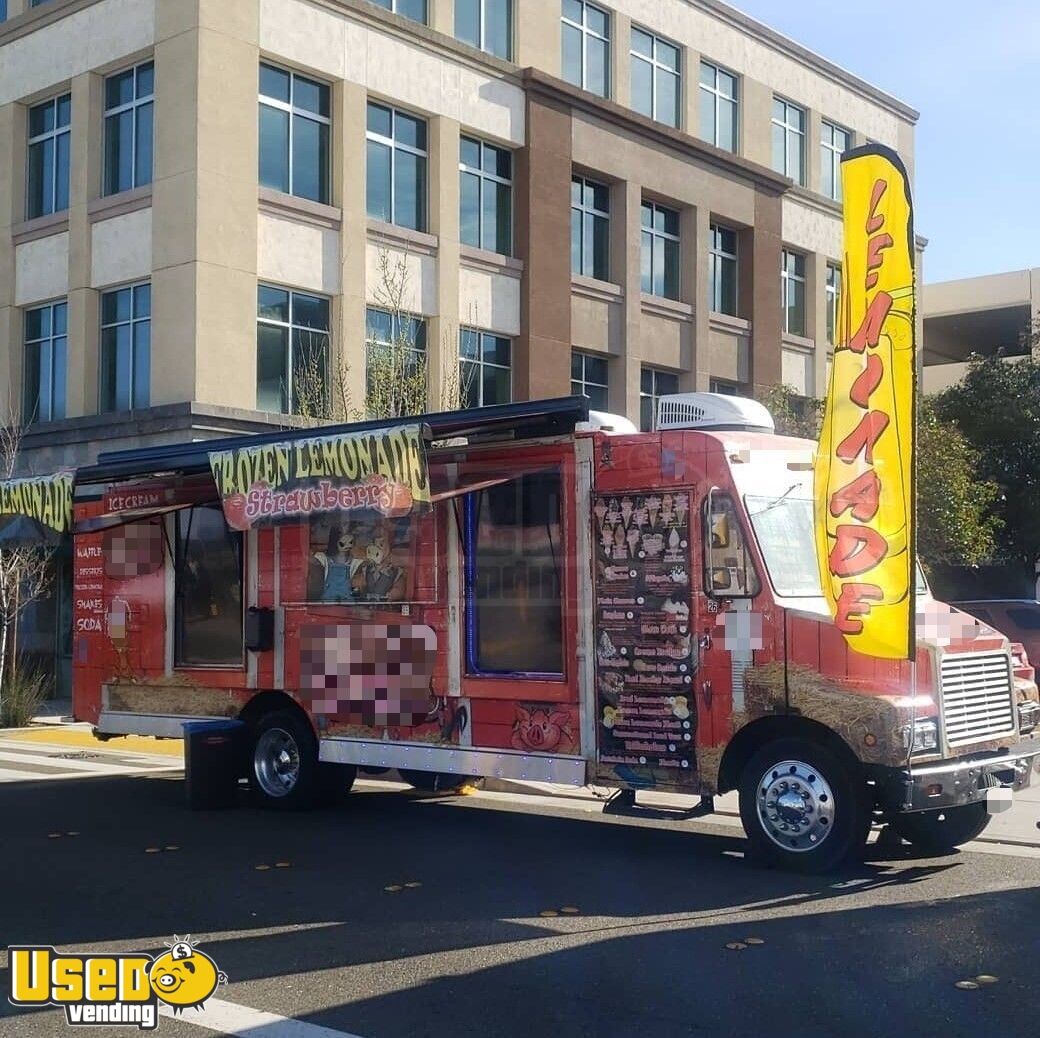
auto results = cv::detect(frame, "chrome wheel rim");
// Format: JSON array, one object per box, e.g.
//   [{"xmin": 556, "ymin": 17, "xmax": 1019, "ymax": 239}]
[
  {"xmin": 254, "ymin": 727, "xmax": 301, "ymax": 798},
  {"xmin": 756, "ymin": 760, "xmax": 835, "ymax": 853}
]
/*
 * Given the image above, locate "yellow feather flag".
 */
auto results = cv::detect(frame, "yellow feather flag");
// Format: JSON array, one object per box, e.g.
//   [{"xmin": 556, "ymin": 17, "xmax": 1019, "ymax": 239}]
[{"xmin": 814, "ymin": 145, "xmax": 917, "ymax": 660}]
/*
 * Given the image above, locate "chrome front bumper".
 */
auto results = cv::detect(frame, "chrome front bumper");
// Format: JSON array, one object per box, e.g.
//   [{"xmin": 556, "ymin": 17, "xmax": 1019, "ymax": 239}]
[{"xmin": 874, "ymin": 737, "xmax": 1040, "ymax": 814}]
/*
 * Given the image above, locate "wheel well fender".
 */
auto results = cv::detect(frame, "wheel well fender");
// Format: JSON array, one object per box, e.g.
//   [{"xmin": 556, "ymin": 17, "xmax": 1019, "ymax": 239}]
[
  {"xmin": 238, "ymin": 691, "xmax": 313, "ymax": 735},
  {"xmin": 716, "ymin": 714, "xmax": 861, "ymax": 794}
]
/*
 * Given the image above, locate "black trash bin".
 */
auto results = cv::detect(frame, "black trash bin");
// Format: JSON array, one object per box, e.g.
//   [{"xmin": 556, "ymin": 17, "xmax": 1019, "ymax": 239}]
[{"xmin": 183, "ymin": 719, "xmax": 246, "ymax": 810}]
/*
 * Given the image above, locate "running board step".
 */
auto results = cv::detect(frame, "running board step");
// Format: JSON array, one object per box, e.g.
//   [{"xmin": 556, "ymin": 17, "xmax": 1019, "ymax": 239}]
[{"xmin": 602, "ymin": 788, "xmax": 715, "ymax": 820}]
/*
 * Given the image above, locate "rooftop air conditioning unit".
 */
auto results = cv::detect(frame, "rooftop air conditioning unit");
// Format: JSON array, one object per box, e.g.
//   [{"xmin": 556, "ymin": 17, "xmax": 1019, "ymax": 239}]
[
  {"xmin": 656, "ymin": 393, "xmax": 775, "ymax": 433},
  {"xmin": 577, "ymin": 410, "xmax": 640, "ymax": 434}
]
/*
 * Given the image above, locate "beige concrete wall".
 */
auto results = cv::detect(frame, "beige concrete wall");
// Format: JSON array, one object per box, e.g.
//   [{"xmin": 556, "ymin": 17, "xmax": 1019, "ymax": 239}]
[
  {"xmin": 0, "ymin": 0, "xmax": 155, "ymax": 106},
  {"xmin": 14, "ymin": 233, "xmax": 69, "ymax": 306},
  {"xmin": 258, "ymin": 215, "xmax": 341, "ymax": 296},
  {"xmin": 91, "ymin": 209, "xmax": 152, "ymax": 288},
  {"xmin": 458, "ymin": 265, "xmax": 521, "ymax": 336}
]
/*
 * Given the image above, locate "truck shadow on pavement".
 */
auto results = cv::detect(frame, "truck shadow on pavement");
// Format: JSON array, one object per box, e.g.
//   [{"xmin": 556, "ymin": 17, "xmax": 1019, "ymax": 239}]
[{"xmin": 1, "ymin": 773, "xmax": 1035, "ymax": 1036}]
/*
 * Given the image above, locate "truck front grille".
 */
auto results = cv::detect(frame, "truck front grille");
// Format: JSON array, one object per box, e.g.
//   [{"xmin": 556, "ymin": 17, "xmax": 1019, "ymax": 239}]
[{"xmin": 940, "ymin": 652, "xmax": 1016, "ymax": 747}]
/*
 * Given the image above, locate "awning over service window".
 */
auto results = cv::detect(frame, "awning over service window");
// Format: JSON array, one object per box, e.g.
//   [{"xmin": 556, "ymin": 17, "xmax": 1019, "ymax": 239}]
[{"xmin": 0, "ymin": 472, "xmax": 73, "ymax": 544}]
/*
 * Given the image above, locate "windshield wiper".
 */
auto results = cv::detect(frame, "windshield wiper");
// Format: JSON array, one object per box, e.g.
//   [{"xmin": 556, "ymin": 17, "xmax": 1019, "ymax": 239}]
[{"xmin": 748, "ymin": 483, "xmax": 802, "ymax": 517}]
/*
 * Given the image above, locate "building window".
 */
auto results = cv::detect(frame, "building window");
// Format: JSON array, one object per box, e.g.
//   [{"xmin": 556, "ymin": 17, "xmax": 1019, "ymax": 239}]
[
  {"xmin": 100, "ymin": 282, "xmax": 150, "ymax": 412},
  {"xmin": 639, "ymin": 367, "xmax": 678, "ymax": 432},
  {"xmin": 630, "ymin": 27, "xmax": 680, "ymax": 127},
  {"xmin": 562, "ymin": 0, "xmax": 610, "ymax": 98},
  {"xmin": 103, "ymin": 62, "xmax": 154, "ymax": 196},
  {"xmin": 259, "ymin": 65, "xmax": 331, "ymax": 204},
  {"xmin": 781, "ymin": 250, "xmax": 806, "ymax": 337},
  {"xmin": 460, "ymin": 136, "xmax": 512, "ymax": 255},
  {"xmin": 256, "ymin": 286, "xmax": 330, "ymax": 415},
  {"xmin": 371, "ymin": 0, "xmax": 427, "ymax": 23},
  {"xmin": 175, "ymin": 505, "xmax": 243, "ymax": 668},
  {"xmin": 571, "ymin": 175, "xmax": 609, "ymax": 280},
  {"xmin": 699, "ymin": 60, "xmax": 738, "ymax": 152},
  {"xmin": 367, "ymin": 103, "xmax": 427, "ymax": 232},
  {"xmin": 23, "ymin": 301, "xmax": 67, "ymax": 424},
  {"xmin": 771, "ymin": 97, "xmax": 805, "ymax": 185},
  {"xmin": 460, "ymin": 328, "xmax": 511, "ymax": 408},
  {"xmin": 640, "ymin": 200, "xmax": 680, "ymax": 299},
  {"xmin": 709, "ymin": 223, "xmax": 738, "ymax": 316},
  {"xmin": 0, "ymin": 1, "xmax": 7, "ymax": 21},
  {"xmin": 456, "ymin": 0, "xmax": 511, "ymax": 59},
  {"xmin": 710, "ymin": 377, "xmax": 738, "ymax": 396},
  {"xmin": 571, "ymin": 350, "xmax": 608, "ymax": 410},
  {"xmin": 826, "ymin": 262, "xmax": 842, "ymax": 345},
  {"xmin": 26, "ymin": 94, "xmax": 71, "ymax": 220},
  {"xmin": 366, "ymin": 307, "xmax": 428, "ymax": 417},
  {"xmin": 821, "ymin": 121, "xmax": 850, "ymax": 202}
]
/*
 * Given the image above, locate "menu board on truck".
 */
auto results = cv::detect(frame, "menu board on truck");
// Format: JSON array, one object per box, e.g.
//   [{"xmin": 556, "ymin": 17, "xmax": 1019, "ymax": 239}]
[{"xmin": 593, "ymin": 491, "xmax": 697, "ymax": 788}]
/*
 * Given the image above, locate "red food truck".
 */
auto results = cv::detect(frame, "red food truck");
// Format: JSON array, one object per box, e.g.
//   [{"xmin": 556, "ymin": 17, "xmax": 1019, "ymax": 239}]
[{"xmin": 65, "ymin": 394, "xmax": 1040, "ymax": 872}]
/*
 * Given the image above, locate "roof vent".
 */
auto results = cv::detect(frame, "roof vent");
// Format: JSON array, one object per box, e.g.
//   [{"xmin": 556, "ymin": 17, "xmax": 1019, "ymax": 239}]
[
  {"xmin": 656, "ymin": 393, "xmax": 775, "ymax": 433},
  {"xmin": 577, "ymin": 410, "xmax": 640, "ymax": 435}
]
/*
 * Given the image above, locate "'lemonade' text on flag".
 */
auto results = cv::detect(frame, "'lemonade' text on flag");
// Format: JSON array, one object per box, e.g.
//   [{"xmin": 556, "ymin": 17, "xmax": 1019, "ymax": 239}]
[{"xmin": 814, "ymin": 145, "xmax": 916, "ymax": 660}]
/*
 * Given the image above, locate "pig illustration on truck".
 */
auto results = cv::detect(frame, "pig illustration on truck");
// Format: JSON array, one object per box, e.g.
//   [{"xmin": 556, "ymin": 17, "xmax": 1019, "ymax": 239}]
[{"xmin": 53, "ymin": 393, "xmax": 1039, "ymax": 872}]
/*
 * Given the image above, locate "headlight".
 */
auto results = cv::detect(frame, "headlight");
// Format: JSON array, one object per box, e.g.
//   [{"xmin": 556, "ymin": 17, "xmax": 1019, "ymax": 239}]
[
  {"xmin": 1019, "ymin": 701, "xmax": 1039, "ymax": 735},
  {"xmin": 904, "ymin": 718, "xmax": 939, "ymax": 754}
]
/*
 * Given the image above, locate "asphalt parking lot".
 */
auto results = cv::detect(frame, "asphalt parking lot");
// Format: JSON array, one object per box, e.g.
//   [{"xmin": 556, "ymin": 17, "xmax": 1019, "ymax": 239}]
[{"xmin": 1, "ymin": 767, "xmax": 1038, "ymax": 1038}]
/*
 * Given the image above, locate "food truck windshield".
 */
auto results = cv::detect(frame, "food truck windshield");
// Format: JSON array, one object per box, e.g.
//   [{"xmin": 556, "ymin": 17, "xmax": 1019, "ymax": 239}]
[{"xmin": 745, "ymin": 492, "xmax": 930, "ymax": 601}]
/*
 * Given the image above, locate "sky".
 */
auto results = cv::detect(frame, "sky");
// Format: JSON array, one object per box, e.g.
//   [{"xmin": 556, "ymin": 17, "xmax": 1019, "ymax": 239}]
[{"xmin": 728, "ymin": 0, "xmax": 1040, "ymax": 283}]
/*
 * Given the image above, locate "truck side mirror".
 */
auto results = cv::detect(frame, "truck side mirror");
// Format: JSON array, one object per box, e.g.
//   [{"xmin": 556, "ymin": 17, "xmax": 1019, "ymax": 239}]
[{"xmin": 711, "ymin": 568, "xmax": 733, "ymax": 591}]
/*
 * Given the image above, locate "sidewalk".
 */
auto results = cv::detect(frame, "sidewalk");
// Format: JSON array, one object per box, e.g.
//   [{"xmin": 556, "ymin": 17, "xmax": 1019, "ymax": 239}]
[{"xmin": 3, "ymin": 722, "xmax": 183, "ymax": 758}]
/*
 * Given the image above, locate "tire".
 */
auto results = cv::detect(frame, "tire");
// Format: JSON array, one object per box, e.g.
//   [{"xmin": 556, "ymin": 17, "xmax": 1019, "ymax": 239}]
[
  {"xmin": 738, "ymin": 737, "xmax": 871, "ymax": 874},
  {"xmin": 250, "ymin": 709, "xmax": 355, "ymax": 810},
  {"xmin": 889, "ymin": 802, "xmax": 990, "ymax": 853},
  {"xmin": 399, "ymin": 769, "xmax": 473, "ymax": 793}
]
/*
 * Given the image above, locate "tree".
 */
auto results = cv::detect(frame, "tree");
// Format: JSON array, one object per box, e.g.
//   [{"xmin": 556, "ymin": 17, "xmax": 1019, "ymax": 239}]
[
  {"xmin": 758, "ymin": 383, "xmax": 1000, "ymax": 571},
  {"xmin": 915, "ymin": 397, "xmax": 1001, "ymax": 568},
  {"xmin": 0, "ymin": 416, "xmax": 55, "ymax": 722},
  {"xmin": 933, "ymin": 349, "xmax": 1040, "ymax": 566},
  {"xmin": 295, "ymin": 250, "xmax": 470, "ymax": 423},
  {"xmin": 757, "ymin": 384, "xmax": 824, "ymax": 439}
]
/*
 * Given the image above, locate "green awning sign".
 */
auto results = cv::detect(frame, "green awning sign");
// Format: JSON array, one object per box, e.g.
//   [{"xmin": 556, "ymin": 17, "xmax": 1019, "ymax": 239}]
[{"xmin": 0, "ymin": 472, "xmax": 74, "ymax": 535}]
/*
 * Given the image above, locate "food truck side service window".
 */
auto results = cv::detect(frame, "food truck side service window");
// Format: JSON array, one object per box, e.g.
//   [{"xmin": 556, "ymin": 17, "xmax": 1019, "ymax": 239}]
[
  {"xmin": 174, "ymin": 505, "xmax": 244, "ymax": 667},
  {"xmin": 704, "ymin": 491, "xmax": 761, "ymax": 598},
  {"xmin": 464, "ymin": 470, "xmax": 564, "ymax": 676}
]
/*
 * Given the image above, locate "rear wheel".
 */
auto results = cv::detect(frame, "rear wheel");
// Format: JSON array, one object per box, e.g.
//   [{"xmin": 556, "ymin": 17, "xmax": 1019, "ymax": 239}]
[
  {"xmin": 738, "ymin": 737, "xmax": 870, "ymax": 873},
  {"xmin": 399, "ymin": 769, "xmax": 473, "ymax": 794},
  {"xmin": 889, "ymin": 802, "xmax": 990, "ymax": 853},
  {"xmin": 250, "ymin": 710, "xmax": 354, "ymax": 809}
]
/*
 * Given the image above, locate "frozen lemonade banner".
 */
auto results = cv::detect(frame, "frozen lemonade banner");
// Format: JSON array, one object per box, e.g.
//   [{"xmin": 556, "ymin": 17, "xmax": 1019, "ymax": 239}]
[
  {"xmin": 208, "ymin": 424, "xmax": 431, "ymax": 531},
  {"xmin": 0, "ymin": 472, "xmax": 74, "ymax": 535},
  {"xmin": 814, "ymin": 145, "xmax": 916, "ymax": 660}
]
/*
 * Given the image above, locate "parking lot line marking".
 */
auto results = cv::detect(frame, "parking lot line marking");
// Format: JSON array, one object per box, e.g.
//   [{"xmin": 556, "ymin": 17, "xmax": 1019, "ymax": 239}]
[
  {"xmin": 0, "ymin": 749, "xmax": 152, "ymax": 773},
  {"xmin": 159, "ymin": 998, "xmax": 368, "ymax": 1038}
]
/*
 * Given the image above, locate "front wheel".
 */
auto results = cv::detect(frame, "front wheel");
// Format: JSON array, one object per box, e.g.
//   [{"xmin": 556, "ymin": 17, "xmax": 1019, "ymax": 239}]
[
  {"xmin": 738, "ymin": 737, "xmax": 870, "ymax": 873},
  {"xmin": 889, "ymin": 802, "xmax": 990, "ymax": 853}
]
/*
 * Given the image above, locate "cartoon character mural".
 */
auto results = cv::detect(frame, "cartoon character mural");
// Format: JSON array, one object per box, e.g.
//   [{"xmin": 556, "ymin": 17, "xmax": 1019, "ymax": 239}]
[
  {"xmin": 511, "ymin": 704, "xmax": 579, "ymax": 753},
  {"xmin": 312, "ymin": 525, "xmax": 363, "ymax": 603},
  {"xmin": 307, "ymin": 514, "xmax": 413, "ymax": 604}
]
